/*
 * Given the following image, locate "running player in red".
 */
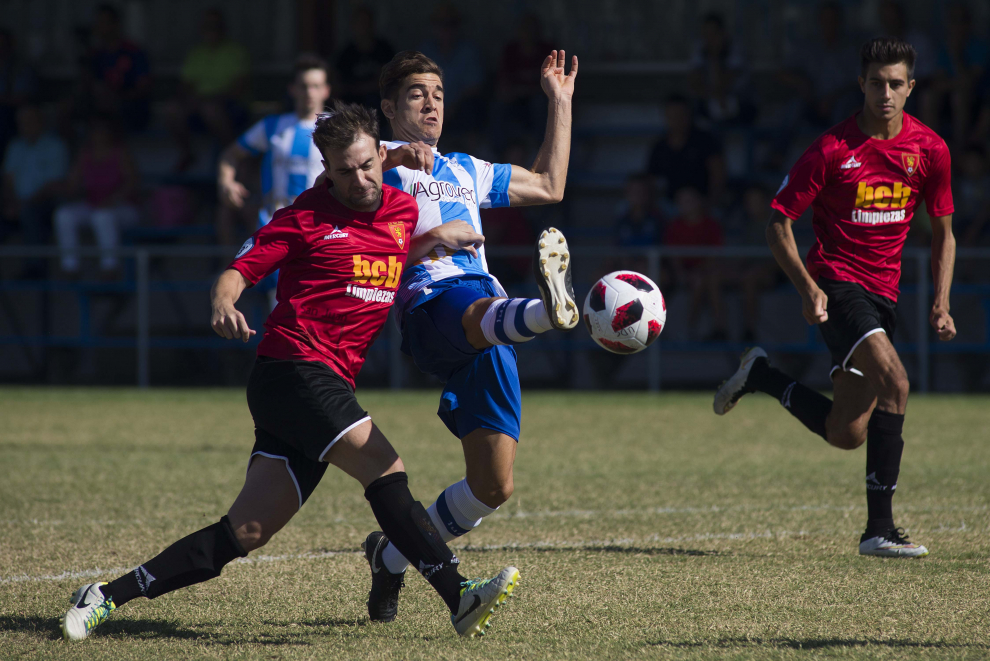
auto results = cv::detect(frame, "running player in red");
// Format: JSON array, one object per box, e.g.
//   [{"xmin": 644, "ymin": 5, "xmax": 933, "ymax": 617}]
[
  {"xmin": 60, "ymin": 102, "xmax": 517, "ymax": 642},
  {"xmin": 714, "ymin": 37, "xmax": 956, "ymax": 557}
]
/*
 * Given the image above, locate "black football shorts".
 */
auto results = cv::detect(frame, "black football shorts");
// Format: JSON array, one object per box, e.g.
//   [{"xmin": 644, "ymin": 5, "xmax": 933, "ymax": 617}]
[
  {"xmin": 245, "ymin": 356, "xmax": 370, "ymax": 509},
  {"xmin": 817, "ymin": 277, "xmax": 897, "ymax": 379}
]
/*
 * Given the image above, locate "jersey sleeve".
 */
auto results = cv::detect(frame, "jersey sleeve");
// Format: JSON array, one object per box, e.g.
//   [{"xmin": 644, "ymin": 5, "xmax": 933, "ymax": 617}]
[
  {"xmin": 923, "ymin": 140, "xmax": 954, "ymax": 217},
  {"xmin": 237, "ymin": 116, "xmax": 274, "ymax": 155},
  {"xmin": 474, "ymin": 157, "xmax": 512, "ymax": 209},
  {"xmin": 226, "ymin": 210, "xmax": 308, "ymax": 283},
  {"xmin": 771, "ymin": 141, "xmax": 829, "ymax": 220}
]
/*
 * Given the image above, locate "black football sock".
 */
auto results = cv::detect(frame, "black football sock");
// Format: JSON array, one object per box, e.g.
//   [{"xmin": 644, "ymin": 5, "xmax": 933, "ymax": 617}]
[
  {"xmin": 747, "ymin": 358, "xmax": 832, "ymax": 440},
  {"xmin": 365, "ymin": 472, "xmax": 465, "ymax": 613},
  {"xmin": 865, "ymin": 409, "xmax": 904, "ymax": 533},
  {"xmin": 99, "ymin": 515, "xmax": 247, "ymax": 606}
]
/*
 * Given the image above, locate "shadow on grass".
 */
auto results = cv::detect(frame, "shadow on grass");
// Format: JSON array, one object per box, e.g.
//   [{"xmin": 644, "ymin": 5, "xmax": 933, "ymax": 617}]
[
  {"xmin": 0, "ymin": 615, "xmax": 313, "ymax": 646},
  {"xmin": 458, "ymin": 545, "xmax": 723, "ymax": 557},
  {"xmin": 652, "ymin": 637, "xmax": 990, "ymax": 650}
]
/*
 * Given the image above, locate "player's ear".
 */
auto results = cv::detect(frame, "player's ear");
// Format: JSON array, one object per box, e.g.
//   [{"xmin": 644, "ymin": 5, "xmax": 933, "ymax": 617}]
[
  {"xmin": 906, "ymin": 78, "xmax": 915, "ymax": 97},
  {"xmin": 857, "ymin": 76, "xmax": 865, "ymax": 94},
  {"xmin": 381, "ymin": 98, "xmax": 395, "ymax": 120},
  {"xmin": 378, "ymin": 143, "xmax": 388, "ymax": 163}
]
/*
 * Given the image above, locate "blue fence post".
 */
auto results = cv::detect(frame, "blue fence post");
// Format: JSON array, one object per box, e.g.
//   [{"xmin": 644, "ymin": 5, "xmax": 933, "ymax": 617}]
[
  {"xmin": 137, "ymin": 249, "xmax": 150, "ymax": 388},
  {"xmin": 916, "ymin": 249, "xmax": 929, "ymax": 393},
  {"xmin": 647, "ymin": 247, "xmax": 661, "ymax": 392}
]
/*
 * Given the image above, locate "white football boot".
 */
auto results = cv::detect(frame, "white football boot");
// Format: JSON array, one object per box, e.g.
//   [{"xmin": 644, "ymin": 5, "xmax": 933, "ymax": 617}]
[
  {"xmin": 859, "ymin": 528, "xmax": 929, "ymax": 558},
  {"xmin": 534, "ymin": 227, "xmax": 578, "ymax": 330},
  {"xmin": 61, "ymin": 582, "xmax": 117, "ymax": 641},
  {"xmin": 451, "ymin": 566, "xmax": 519, "ymax": 637},
  {"xmin": 713, "ymin": 346, "xmax": 768, "ymax": 415}
]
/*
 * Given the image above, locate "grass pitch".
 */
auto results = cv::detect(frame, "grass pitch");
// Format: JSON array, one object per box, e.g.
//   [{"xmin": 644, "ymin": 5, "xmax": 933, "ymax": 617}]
[{"xmin": 1, "ymin": 387, "xmax": 988, "ymax": 660}]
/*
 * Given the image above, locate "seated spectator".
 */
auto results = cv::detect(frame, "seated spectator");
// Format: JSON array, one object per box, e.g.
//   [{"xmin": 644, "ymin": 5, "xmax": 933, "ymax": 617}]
[
  {"xmin": 64, "ymin": 3, "xmax": 152, "ymax": 135},
  {"xmin": 664, "ymin": 187, "xmax": 726, "ymax": 341},
  {"xmin": 54, "ymin": 114, "xmax": 139, "ymax": 276},
  {"xmin": 479, "ymin": 141, "xmax": 535, "ymax": 287},
  {"xmin": 0, "ymin": 29, "xmax": 38, "ymax": 158},
  {"xmin": 335, "ymin": 6, "xmax": 395, "ymax": 112},
  {"xmin": 2, "ymin": 105, "xmax": 69, "ymax": 276},
  {"xmin": 647, "ymin": 94, "xmax": 726, "ymax": 206},
  {"xmin": 954, "ymin": 145, "xmax": 990, "ymax": 247},
  {"xmin": 732, "ymin": 184, "xmax": 783, "ymax": 342},
  {"xmin": 167, "ymin": 8, "xmax": 250, "ymax": 171},
  {"xmin": 777, "ymin": 2, "xmax": 860, "ymax": 129},
  {"xmin": 920, "ymin": 3, "xmax": 988, "ymax": 148},
  {"xmin": 418, "ymin": 3, "xmax": 485, "ymax": 146},
  {"xmin": 688, "ymin": 12, "xmax": 754, "ymax": 125},
  {"xmin": 491, "ymin": 12, "xmax": 553, "ymax": 151}
]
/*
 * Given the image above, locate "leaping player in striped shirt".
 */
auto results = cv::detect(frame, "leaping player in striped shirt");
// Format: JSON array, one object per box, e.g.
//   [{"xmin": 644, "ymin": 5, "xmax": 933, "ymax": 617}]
[{"xmin": 360, "ymin": 49, "xmax": 579, "ymax": 623}]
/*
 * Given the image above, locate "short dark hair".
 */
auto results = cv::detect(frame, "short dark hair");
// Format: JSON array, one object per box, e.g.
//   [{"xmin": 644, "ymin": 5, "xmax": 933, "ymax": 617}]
[
  {"xmin": 312, "ymin": 101, "xmax": 379, "ymax": 156},
  {"xmin": 379, "ymin": 50, "xmax": 443, "ymax": 102},
  {"xmin": 294, "ymin": 53, "xmax": 330, "ymax": 81},
  {"xmin": 860, "ymin": 36, "xmax": 916, "ymax": 78}
]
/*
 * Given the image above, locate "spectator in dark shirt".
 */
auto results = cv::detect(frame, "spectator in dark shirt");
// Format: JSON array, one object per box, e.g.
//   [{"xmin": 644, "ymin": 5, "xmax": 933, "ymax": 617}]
[
  {"xmin": 920, "ymin": 3, "xmax": 988, "ymax": 148},
  {"xmin": 688, "ymin": 12, "xmax": 754, "ymax": 125},
  {"xmin": 647, "ymin": 94, "xmax": 726, "ymax": 206},
  {"xmin": 491, "ymin": 12, "xmax": 553, "ymax": 151},
  {"xmin": 335, "ymin": 6, "xmax": 394, "ymax": 112},
  {"xmin": 954, "ymin": 145, "xmax": 990, "ymax": 248},
  {"xmin": 167, "ymin": 8, "xmax": 250, "ymax": 171},
  {"xmin": 0, "ymin": 29, "xmax": 38, "ymax": 158},
  {"xmin": 664, "ymin": 186, "xmax": 726, "ymax": 340},
  {"xmin": 75, "ymin": 3, "xmax": 152, "ymax": 133},
  {"xmin": 479, "ymin": 141, "xmax": 535, "ymax": 287},
  {"xmin": 731, "ymin": 184, "xmax": 784, "ymax": 342},
  {"xmin": 608, "ymin": 173, "xmax": 666, "ymax": 281}
]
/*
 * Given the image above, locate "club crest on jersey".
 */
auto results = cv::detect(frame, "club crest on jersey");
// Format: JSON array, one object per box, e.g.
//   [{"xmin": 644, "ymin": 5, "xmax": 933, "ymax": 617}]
[
  {"xmin": 388, "ymin": 222, "xmax": 405, "ymax": 249},
  {"xmin": 900, "ymin": 152, "xmax": 919, "ymax": 175}
]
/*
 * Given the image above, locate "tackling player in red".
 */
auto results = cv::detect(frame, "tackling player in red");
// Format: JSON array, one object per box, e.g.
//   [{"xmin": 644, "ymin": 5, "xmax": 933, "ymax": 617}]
[
  {"xmin": 714, "ymin": 37, "xmax": 956, "ymax": 558},
  {"xmin": 60, "ymin": 102, "xmax": 517, "ymax": 642}
]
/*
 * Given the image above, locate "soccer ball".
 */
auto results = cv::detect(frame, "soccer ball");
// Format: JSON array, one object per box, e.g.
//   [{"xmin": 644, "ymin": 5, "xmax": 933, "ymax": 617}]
[{"xmin": 583, "ymin": 271, "xmax": 666, "ymax": 354}]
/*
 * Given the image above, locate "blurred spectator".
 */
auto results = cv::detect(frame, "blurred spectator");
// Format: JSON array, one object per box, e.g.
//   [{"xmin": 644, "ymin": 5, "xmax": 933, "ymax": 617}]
[
  {"xmin": 216, "ymin": 55, "xmax": 331, "ymax": 246},
  {"xmin": 778, "ymin": 2, "xmax": 860, "ymax": 129},
  {"xmin": 647, "ymin": 94, "xmax": 725, "ymax": 205},
  {"xmin": 0, "ymin": 29, "xmax": 38, "ymax": 158},
  {"xmin": 954, "ymin": 145, "xmax": 990, "ymax": 247},
  {"xmin": 54, "ymin": 114, "xmax": 139, "ymax": 276},
  {"xmin": 2, "ymin": 105, "xmax": 69, "ymax": 277},
  {"xmin": 688, "ymin": 12, "xmax": 754, "ymax": 125},
  {"xmin": 731, "ymin": 184, "xmax": 783, "ymax": 342},
  {"xmin": 335, "ymin": 6, "xmax": 395, "ymax": 112},
  {"xmin": 920, "ymin": 3, "xmax": 988, "ymax": 148},
  {"xmin": 418, "ymin": 3, "xmax": 486, "ymax": 142},
  {"xmin": 607, "ymin": 173, "xmax": 665, "ymax": 281},
  {"xmin": 664, "ymin": 187, "xmax": 726, "ymax": 340},
  {"xmin": 490, "ymin": 12, "xmax": 553, "ymax": 151},
  {"xmin": 167, "ymin": 8, "xmax": 250, "ymax": 171},
  {"xmin": 479, "ymin": 141, "xmax": 535, "ymax": 287},
  {"xmin": 877, "ymin": 0, "xmax": 935, "ymax": 84}
]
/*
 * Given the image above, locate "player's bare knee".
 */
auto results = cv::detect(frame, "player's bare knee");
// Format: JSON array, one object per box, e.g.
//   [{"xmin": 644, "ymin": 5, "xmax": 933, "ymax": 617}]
[
  {"xmin": 234, "ymin": 521, "xmax": 270, "ymax": 552},
  {"xmin": 473, "ymin": 476, "xmax": 513, "ymax": 508},
  {"xmin": 877, "ymin": 366, "xmax": 910, "ymax": 410},
  {"xmin": 827, "ymin": 428, "xmax": 866, "ymax": 450}
]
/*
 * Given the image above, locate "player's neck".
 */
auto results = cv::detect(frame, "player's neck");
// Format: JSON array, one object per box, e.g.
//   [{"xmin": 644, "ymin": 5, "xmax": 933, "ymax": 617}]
[
  {"xmin": 856, "ymin": 108, "xmax": 904, "ymax": 141},
  {"xmin": 390, "ymin": 126, "xmax": 438, "ymax": 149}
]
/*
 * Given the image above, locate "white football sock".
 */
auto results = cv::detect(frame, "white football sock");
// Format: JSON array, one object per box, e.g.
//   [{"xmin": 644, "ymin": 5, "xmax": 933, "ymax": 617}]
[
  {"xmin": 479, "ymin": 298, "xmax": 552, "ymax": 346},
  {"xmin": 381, "ymin": 478, "xmax": 498, "ymax": 574}
]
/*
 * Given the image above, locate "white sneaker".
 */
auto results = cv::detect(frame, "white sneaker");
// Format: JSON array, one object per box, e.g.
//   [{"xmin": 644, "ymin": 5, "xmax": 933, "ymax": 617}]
[
  {"xmin": 534, "ymin": 228, "xmax": 578, "ymax": 330},
  {"xmin": 61, "ymin": 582, "xmax": 117, "ymax": 641},
  {"xmin": 713, "ymin": 347, "xmax": 768, "ymax": 415},
  {"xmin": 859, "ymin": 528, "xmax": 929, "ymax": 558},
  {"xmin": 451, "ymin": 566, "xmax": 519, "ymax": 637}
]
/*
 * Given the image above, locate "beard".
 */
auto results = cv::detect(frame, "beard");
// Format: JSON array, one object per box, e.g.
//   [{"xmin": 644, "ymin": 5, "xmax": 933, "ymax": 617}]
[{"xmin": 344, "ymin": 183, "xmax": 382, "ymax": 211}]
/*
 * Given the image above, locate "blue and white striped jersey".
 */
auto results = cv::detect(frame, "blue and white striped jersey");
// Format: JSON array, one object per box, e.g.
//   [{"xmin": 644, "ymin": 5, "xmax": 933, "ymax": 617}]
[
  {"xmin": 382, "ymin": 140, "xmax": 512, "ymax": 313},
  {"xmin": 238, "ymin": 113, "xmax": 324, "ymax": 226}
]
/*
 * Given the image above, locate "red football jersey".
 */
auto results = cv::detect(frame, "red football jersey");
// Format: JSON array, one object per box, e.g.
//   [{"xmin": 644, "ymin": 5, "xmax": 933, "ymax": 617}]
[
  {"xmin": 228, "ymin": 183, "xmax": 417, "ymax": 386},
  {"xmin": 771, "ymin": 112, "xmax": 953, "ymax": 302}
]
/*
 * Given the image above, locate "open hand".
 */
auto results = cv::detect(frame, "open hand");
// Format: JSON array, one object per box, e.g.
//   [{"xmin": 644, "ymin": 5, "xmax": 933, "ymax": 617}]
[
  {"xmin": 540, "ymin": 50, "xmax": 578, "ymax": 101},
  {"xmin": 930, "ymin": 306, "xmax": 956, "ymax": 341},
  {"xmin": 219, "ymin": 179, "xmax": 249, "ymax": 209},
  {"xmin": 431, "ymin": 220, "xmax": 485, "ymax": 258}
]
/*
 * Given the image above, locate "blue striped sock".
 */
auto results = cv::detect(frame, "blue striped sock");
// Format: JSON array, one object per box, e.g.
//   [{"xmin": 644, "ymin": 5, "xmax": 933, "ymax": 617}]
[{"xmin": 480, "ymin": 298, "xmax": 551, "ymax": 346}]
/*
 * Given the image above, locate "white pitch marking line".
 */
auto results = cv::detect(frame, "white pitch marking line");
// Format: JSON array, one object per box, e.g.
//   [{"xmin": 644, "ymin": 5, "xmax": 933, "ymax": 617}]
[{"xmin": 0, "ymin": 526, "xmax": 972, "ymax": 585}]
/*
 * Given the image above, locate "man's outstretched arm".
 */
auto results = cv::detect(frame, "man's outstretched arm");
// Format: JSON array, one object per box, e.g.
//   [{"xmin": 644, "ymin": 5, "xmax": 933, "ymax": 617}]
[
  {"xmin": 766, "ymin": 209, "xmax": 828, "ymax": 326},
  {"xmin": 406, "ymin": 220, "xmax": 485, "ymax": 265},
  {"xmin": 507, "ymin": 50, "xmax": 577, "ymax": 206}
]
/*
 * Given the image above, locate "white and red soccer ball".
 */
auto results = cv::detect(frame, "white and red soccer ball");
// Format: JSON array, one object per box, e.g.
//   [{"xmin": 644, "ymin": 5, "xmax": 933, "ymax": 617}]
[{"xmin": 583, "ymin": 271, "xmax": 666, "ymax": 354}]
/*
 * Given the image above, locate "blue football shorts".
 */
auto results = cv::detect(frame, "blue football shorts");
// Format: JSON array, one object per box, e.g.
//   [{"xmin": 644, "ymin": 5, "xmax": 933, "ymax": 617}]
[{"xmin": 400, "ymin": 277, "xmax": 522, "ymax": 441}]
